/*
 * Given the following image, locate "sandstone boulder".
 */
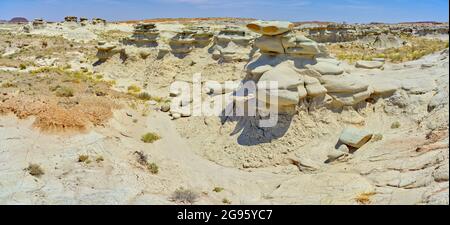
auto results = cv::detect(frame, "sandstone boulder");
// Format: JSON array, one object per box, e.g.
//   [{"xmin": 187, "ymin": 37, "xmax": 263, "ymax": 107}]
[
  {"xmin": 329, "ymin": 88, "xmax": 372, "ymax": 106},
  {"xmin": 320, "ymin": 75, "xmax": 369, "ymax": 93},
  {"xmin": 306, "ymin": 61, "xmax": 344, "ymax": 75},
  {"xmin": 254, "ymin": 35, "xmax": 285, "ymax": 54},
  {"xmin": 356, "ymin": 60, "xmax": 384, "ymax": 69},
  {"xmin": 339, "ymin": 127, "xmax": 373, "ymax": 148},
  {"xmin": 257, "ymin": 64, "xmax": 302, "ymax": 90},
  {"xmin": 281, "ymin": 33, "xmax": 321, "ymax": 56},
  {"xmin": 304, "ymin": 76, "xmax": 327, "ymax": 96},
  {"xmin": 259, "ymin": 89, "xmax": 300, "ymax": 106},
  {"xmin": 250, "ymin": 65, "xmax": 273, "ymax": 76}
]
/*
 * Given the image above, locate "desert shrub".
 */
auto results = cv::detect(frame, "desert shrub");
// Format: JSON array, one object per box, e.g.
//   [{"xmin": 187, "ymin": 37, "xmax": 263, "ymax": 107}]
[
  {"xmin": 222, "ymin": 198, "xmax": 232, "ymax": 204},
  {"xmin": 213, "ymin": 187, "xmax": 224, "ymax": 193},
  {"xmin": 171, "ymin": 188, "xmax": 199, "ymax": 204},
  {"xmin": 134, "ymin": 151, "xmax": 148, "ymax": 166},
  {"xmin": 133, "ymin": 151, "xmax": 158, "ymax": 174},
  {"xmin": 127, "ymin": 84, "xmax": 141, "ymax": 94},
  {"xmin": 147, "ymin": 163, "xmax": 159, "ymax": 174},
  {"xmin": 141, "ymin": 132, "xmax": 161, "ymax": 143},
  {"xmin": 19, "ymin": 63, "xmax": 27, "ymax": 70},
  {"xmin": 137, "ymin": 92, "xmax": 152, "ymax": 101},
  {"xmin": 26, "ymin": 164, "xmax": 44, "ymax": 177},
  {"xmin": 78, "ymin": 155, "xmax": 90, "ymax": 163},
  {"xmin": 54, "ymin": 86, "xmax": 74, "ymax": 97},
  {"xmin": 391, "ymin": 121, "xmax": 401, "ymax": 129}
]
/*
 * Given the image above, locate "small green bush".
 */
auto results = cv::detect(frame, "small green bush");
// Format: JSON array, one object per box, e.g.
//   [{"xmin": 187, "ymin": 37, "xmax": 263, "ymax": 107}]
[
  {"xmin": 141, "ymin": 132, "xmax": 161, "ymax": 143},
  {"xmin": 147, "ymin": 163, "xmax": 159, "ymax": 174}
]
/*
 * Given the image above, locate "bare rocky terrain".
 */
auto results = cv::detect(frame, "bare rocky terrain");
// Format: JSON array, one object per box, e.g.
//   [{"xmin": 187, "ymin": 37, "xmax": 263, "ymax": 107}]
[{"xmin": 0, "ymin": 17, "xmax": 448, "ymax": 205}]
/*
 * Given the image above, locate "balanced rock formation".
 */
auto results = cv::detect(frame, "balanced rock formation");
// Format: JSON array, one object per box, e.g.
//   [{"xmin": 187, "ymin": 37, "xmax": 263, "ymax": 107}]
[
  {"xmin": 32, "ymin": 18, "xmax": 46, "ymax": 29},
  {"xmin": 244, "ymin": 20, "xmax": 345, "ymax": 113},
  {"xmin": 64, "ymin": 16, "xmax": 78, "ymax": 23},
  {"xmin": 169, "ymin": 26, "xmax": 214, "ymax": 56},
  {"xmin": 80, "ymin": 17, "xmax": 89, "ymax": 26},
  {"xmin": 92, "ymin": 18, "xmax": 107, "ymax": 26},
  {"xmin": 248, "ymin": 20, "xmax": 320, "ymax": 57},
  {"xmin": 123, "ymin": 23, "xmax": 159, "ymax": 47},
  {"xmin": 95, "ymin": 41, "xmax": 125, "ymax": 62},
  {"xmin": 242, "ymin": 20, "xmax": 400, "ymax": 114},
  {"xmin": 212, "ymin": 26, "xmax": 254, "ymax": 62},
  {"xmin": 188, "ymin": 25, "xmax": 214, "ymax": 48}
]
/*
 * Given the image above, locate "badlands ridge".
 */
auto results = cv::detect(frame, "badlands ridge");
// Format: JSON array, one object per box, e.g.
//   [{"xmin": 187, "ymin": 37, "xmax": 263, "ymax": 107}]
[{"xmin": 0, "ymin": 17, "xmax": 449, "ymax": 204}]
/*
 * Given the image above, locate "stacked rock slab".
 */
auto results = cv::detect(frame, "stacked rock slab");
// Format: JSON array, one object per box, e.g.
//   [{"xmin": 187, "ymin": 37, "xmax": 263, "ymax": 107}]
[
  {"xmin": 246, "ymin": 20, "xmax": 346, "ymax": 113},
  {"xmin": 123, "ymin": 23, "xmax": 159, "ymax": 47},
  {"xmin": 32, "ymin": 18, "xmax": 46, "ymax": 29},
  {"xmin": 169, "ymin": 26, "xmax": 214, "ymax": 56},
  {"xmin": 169, "ymin": 29, "xmax": 196, "ymax": 55},
  {"xmin": 212, "ymin": 26, "xmax": 254, "ymax": 62},
  {"xmin": 188, "ymin": 26, "xmax": 214, "ymax": 48},
  {"xmin": 319, "ymin": 75, "xmax": 373, "ymax": 107}
]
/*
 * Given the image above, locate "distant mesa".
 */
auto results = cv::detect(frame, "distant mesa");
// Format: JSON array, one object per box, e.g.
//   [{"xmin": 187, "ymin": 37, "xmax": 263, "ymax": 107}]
[{"xmin": 9, "ymin": 17, "xmax": 28, "ymax": 23}]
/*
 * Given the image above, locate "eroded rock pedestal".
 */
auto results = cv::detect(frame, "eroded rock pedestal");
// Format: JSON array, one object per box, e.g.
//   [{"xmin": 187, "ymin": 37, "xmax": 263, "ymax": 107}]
[
  {"xmin": 212, "ymin": 26, "xmax": 255, "ymax": 62},
  {"xmin": 169, "ymin": 26, "xmax": 213, "ymax": 56},
  {"xmin": 32, "ymin": 18, "xmax": 46, "ymax": 29},
  {"xmin": 123, "ymin": 23, "xmax": 160, "ymax": 47},
  {"xmin": 243, "ymin": 20, "xmax": 404, "ymax": 114}
]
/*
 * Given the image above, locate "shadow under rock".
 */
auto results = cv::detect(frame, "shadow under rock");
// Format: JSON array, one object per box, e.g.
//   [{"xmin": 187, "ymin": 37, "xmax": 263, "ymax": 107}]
[{"xmin": 220, "ymin": 101, "xmax": 294, "ymax": 146}]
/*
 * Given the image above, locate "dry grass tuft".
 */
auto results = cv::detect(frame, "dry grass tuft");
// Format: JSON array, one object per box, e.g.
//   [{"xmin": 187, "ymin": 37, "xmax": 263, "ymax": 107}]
[
  {"xmin": 171, "ymin": 188, "xmax": 199, "ymax": 204},
  {"xmin": 355, "ymin": 192, "xmax": 376, "ymax": 205}
]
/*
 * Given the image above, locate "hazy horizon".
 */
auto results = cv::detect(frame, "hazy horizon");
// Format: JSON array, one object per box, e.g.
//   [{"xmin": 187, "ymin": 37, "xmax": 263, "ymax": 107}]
[{"xmin": 1, "ymin": 0, "xmax": 449, "ymax": 23}]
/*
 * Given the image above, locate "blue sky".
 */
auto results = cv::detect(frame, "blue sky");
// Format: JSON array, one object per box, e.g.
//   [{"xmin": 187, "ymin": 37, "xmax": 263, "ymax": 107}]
[{"xmin": 1, "ymin": 0, "xmax": 448, "ymax": 23}]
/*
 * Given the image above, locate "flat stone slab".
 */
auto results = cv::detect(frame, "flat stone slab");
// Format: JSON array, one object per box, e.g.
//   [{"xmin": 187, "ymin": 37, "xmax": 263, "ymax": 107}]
[
  {"xmin": 339, "ymin": 127, "xmax": 373, "ymax": 148},
  {"xmin": 247, "ymin": 20, "xmax": 294, "ymax": 36},
  {"xmin": 356, "ymin": 60, "xmax": 384, "ymax": 69}
]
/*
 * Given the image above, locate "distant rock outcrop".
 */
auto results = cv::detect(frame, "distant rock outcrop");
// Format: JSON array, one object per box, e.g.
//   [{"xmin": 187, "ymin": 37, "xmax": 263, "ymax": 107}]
[{"xmin": 9, "ymin": 17, "xmax": 28, "ymax": 23}]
